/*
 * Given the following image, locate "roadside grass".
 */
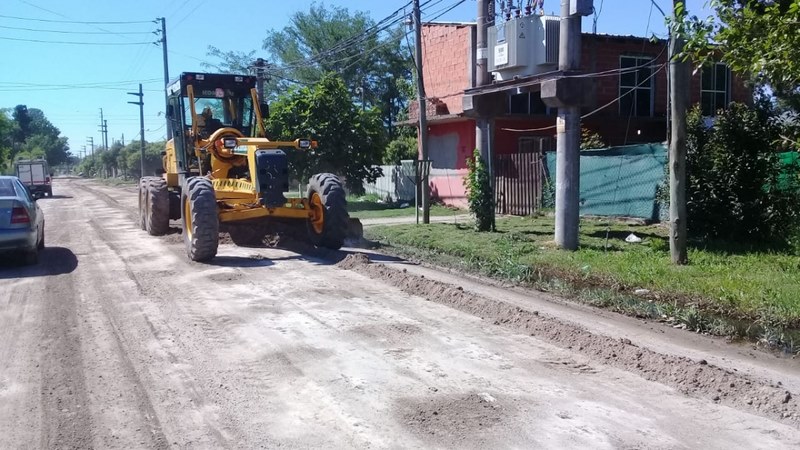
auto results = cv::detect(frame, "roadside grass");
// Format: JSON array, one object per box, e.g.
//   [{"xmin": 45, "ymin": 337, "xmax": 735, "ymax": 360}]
[
  {"xmin": 97, "ymin": 177, "xmax": 138, "ymax": 187},
  {"xmin": 365, "ymin": 215, "xmax": 800, "ymax": 352},
  {"xmin": 347, "ymin": 195, "xmax": 464, "ymax": 220}
]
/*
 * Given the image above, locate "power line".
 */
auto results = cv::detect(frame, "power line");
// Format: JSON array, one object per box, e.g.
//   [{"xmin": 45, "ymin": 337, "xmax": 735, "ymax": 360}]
[
  {"xmin": 0, "ymin": 13, "xmax": 152, "ymax": 24},
  {"xmin": 0, "ymin": 24, "xmax": 152, "ymax": 34},
  {"xmin": 0, "ymin": 35, "xmax": 152, "ymax": 45}
]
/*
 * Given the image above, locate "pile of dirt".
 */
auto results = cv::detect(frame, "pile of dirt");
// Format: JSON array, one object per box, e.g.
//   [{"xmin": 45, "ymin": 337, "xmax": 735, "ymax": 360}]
[
  {"xmin": 397, "ymin": 392, "xmax": 511, "ymax": 445},
  {"xmin": 336, "ymin": 253, "xmax": 371, "ymax": 270},
  {"xmin": 341, "ymin": 260, "xmax": 800, "ymax": 426}
]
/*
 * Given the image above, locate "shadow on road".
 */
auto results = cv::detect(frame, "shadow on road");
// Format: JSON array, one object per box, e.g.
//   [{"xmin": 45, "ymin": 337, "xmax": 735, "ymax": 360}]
[
  {"xmin": 0, "ymin": 247, "xmax": 79, "ymax": 278},
  {"xmin": 39, "ymin": 195, "xmax": 73, "ymax": 200},
  {"xmin": 206, "ymin": 256, "xmax": 276, "ymax": 268}
]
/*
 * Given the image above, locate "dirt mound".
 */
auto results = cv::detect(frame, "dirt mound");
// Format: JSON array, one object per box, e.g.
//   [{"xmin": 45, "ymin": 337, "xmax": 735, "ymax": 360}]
[
  {"xmin": 397, "ymin": 392, "xmax": 512, "ymax": 446},
  {"xmin": 336, "ymin": 253, "xmax": 371, "ymax": 269},
  {"xmin": 344, "ymin": 261, "xmax": 800, "ymax": 427}
]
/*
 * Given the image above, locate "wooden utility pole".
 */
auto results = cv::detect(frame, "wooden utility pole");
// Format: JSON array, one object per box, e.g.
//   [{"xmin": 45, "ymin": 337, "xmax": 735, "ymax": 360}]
[
  {"xmin": 554, "ymin": 0, "xmax": 583, "ymax": 250},
  {"xmin": 412, "ymin": 0, "xmax": 431, "ymax": 224},
  {"xmin": 127, "ymin": 84, "xmax": 145, "ymax": 177},
  {"xmin": 669, "ymin": 0, "xmax": 689, "ymax": 264}
]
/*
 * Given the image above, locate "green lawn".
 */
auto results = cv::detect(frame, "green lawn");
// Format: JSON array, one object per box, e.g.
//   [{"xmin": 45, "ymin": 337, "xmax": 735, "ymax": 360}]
[
  {"xmin": 347, "ymin": 198, "xmax": 464, "ymax": 220},
  {"xmin": 365, "ymin": 215, "xmax": 800, "ymax": 335}
]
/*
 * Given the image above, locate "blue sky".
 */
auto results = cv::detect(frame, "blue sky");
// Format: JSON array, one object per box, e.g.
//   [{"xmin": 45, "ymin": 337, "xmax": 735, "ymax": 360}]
[{"xmin": 0, "ymin": 0, "xmax": 713, "ymax": 157}]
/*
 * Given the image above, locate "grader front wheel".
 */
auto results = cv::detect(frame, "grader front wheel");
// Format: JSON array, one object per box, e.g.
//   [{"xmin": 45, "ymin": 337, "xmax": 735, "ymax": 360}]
[
  {"xmin": 306, "ymin": 173, "xmax": 349, "ymax": 250},
  {"xmin": 181, "ymin": 177, "xmax": 219, "ymax": 262}
]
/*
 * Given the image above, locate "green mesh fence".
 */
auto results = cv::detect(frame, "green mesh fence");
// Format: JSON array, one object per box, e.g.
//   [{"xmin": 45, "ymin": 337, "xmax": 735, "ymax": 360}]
[{"xmin": 544, "ymin": 143, "xmax": 668, "ymax": 221}]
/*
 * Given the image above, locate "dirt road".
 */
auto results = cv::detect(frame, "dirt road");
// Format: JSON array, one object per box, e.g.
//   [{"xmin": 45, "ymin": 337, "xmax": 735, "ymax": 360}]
[{"xmin": 1, "ymin": 178, "xmax": 799, "ymax": 449}]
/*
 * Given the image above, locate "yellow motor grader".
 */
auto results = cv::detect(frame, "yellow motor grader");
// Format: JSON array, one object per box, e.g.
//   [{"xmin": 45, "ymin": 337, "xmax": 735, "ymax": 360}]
[{"xmin": 138, "ymin": 72, "xmax": 348, "ymax": 261}]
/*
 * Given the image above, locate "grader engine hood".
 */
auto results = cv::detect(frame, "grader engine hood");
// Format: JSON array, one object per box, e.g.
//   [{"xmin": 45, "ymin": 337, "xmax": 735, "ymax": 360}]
[{"xmin": 210, "ymin": 137, "xmax": 315, "ymax": 208}]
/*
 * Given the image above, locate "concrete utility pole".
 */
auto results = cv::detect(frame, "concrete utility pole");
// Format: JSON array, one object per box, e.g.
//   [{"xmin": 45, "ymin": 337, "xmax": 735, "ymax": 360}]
[
  {"xmin": 104, "ymin": 120, "xmax": 108, "ymax": 150},
  {"xmin": 99, "ymin": 108, "xmax": 107, "ymax": 151},
  {"xmin": 128, "ymin": 84, "xmax": 145, "ymax": 177},
  {"xmin": 252, "ymin": 58, "xmax": 268, "ymax": 102},
  {"xmin": 476, "ymin": 0, "xmax": 491, "ymax": 161},
  {"xmin": 669, "ymin": 0, "xmax": 689, "ymax": 265},
  {"xmin": 552, "ymin": 0, "xmax": 586, "ymax": 251},
  {"xmin": 476, "ymin": 0, "xmax": 496, "ymax": 229},
  {"xmin": 86, "ymin": 137, "xmax": 94, "ymax": 162},
  {"xmin": 412, "ymin": 0, "xmax": 431, "ymax": 224},
  {"xmin": 157, "ymin": 17, "xmax": 172, "ymax": 140}
]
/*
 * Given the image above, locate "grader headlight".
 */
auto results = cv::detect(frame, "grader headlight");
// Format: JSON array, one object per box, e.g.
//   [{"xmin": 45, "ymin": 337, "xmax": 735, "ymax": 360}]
[{"xmin": 223, "ymin": 137, "xmax": 238, "ymax": 149}]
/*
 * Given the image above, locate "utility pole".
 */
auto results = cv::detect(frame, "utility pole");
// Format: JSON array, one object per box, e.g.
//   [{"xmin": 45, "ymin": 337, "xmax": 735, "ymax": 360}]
[
  {"xmin": 157, "ymin": 17, "xmax": 172, "ymax": 139},
  {"xmin": 99, "ymin": 108, "xmax": 108, "ymax": 151},
  {"xmin": 86, "ymin": 136, "xmax": 94, "ymax": 163},
  {"xmin": 412, "ymin": 0, "xmax": 431, "ymax": 224},
  {"xmin": 545, "ymin": 0, "xmax": 589, "ymax": 251},
  {"xmin": 104, "ymin": 120, "xmax": 109, "ymax": 149},
  {"xmin": 669, "ymin": 0, "xmax": 689, "ymax": 265},
  {"xmin": 252, "ymin": 58, "xmax": 268, "ymax": 102},
  {"xmin": 121, "ymin": 133, "xmax": 125, "ymax": 146},
  {"xmin": 128, "ymin": 84, "xmax": 145, "ymax": 177},
  {"xmin": 476, "ymin": 0, "xmax": 495, "ymax": 229}
]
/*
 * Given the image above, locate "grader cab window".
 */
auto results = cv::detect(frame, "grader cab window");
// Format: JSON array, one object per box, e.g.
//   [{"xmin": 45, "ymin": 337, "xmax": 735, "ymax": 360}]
[{"xmin": 185, "ymin": 95, "xmax": 254, "ymax": 137}]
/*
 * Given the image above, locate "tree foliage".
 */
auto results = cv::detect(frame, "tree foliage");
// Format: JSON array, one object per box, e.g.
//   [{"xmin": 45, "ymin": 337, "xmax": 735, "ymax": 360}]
[
  {"xmin": 580, "ymin": 127, "xmax": 606, "ymax": 150},
  {"xmin": 678, "ymin": 1, "xmax": 800, "ymax": 108},
  {"xmin": 206, "ymin": 2, "xmax": 412, "ymax": 139},
  {"xmin": 465, "ymin": 149, "xmax": 495, "ymax": 232},
  {"xmin": 267, "ymin": 73, "xmax": 384, "ymax": 192},
  {"xmin": 1, "ymin": 105, "xmax": 70, "ymax": 170},
  {"xmin": 77, "ymin": 140, "xmax": 164, "ymax": 179},
  {"xmin": 383, "ymin": 134, "xmax": 418, "ymax": 165},
  {"xmin": 683, "ymin": 103, "xmax": 800, "ymax": 243}
]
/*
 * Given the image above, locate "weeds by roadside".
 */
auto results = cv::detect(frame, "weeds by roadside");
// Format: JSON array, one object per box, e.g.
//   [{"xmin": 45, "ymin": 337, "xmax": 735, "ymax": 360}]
[{"xmin": 365, "ymin": 216, "xmax": 800, "ymax": 355}]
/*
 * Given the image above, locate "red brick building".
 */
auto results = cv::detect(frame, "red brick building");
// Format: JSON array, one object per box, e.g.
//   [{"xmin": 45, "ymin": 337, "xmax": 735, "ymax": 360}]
[{"xmin": 406, "ymin": 21, "xmax": 750, "ymax": 208}]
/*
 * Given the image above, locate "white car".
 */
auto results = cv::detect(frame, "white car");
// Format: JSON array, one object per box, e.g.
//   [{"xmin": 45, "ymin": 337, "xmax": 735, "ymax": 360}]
[{"xmin": 0, "ymin": 176, "xmax": 45, "ymax": 265}]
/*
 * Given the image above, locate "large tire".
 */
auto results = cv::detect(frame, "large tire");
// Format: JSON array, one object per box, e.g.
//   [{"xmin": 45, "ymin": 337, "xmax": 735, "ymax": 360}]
[
  {"xmin": 145, "ymin": 177, "xmax": 170, "ymax": 236},
  {"xmin": 138, "ymin": 178, "xmax": 147, "ymax": 230},
  {"xmin": 228, "ymin": 224, "xmax": 266, "ymax": 247},
  {"xmin": 181, "ymin": 177, "xmax": 219, "ymax": 261},
  {"xmin": 306, "ymin": 173, "xmax": 349, "ymax": 250}
]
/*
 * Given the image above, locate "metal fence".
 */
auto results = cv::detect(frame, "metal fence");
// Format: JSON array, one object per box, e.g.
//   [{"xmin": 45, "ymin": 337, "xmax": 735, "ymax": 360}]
[{"xmin": 494, "ymin": 152, "xmax": 545, "ymax": 216}]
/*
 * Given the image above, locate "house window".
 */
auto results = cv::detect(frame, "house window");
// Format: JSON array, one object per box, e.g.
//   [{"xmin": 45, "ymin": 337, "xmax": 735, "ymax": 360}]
[
  {"xmin": 701, "ymin": 63, "xmax": 730, "ymax": 116},
  {"xmin": 619, "ymin": 56, "xmax": 654, "ymax": 117}
]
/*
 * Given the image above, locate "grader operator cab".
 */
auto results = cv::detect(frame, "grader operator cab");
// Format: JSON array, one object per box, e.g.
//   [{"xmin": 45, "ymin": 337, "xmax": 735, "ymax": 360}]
[{"xmin": 138, "ymin": 72, "xmax": 348, "ymax": 261}]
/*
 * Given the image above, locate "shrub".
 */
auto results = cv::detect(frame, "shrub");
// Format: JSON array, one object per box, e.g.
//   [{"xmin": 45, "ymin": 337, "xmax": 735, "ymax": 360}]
[
  {"xmin": 684, "ymin": 103, "xmax": 800, "ymax": 244},
  {"xmin": 464, "ymin": 149, "xmax": 495, "ymax": 231}
]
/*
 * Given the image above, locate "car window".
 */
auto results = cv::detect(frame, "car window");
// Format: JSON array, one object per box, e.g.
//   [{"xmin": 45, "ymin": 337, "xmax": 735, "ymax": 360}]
[
  {"xmin": 12, "ymin": 179, "xmax": 33, "ymax": 202},
  {"xmin": 0, "ymin": 179, "xmax": 16, "ymax": 197}
]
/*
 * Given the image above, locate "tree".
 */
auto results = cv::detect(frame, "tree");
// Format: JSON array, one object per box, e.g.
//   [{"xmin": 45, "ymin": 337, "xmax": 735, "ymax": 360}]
[
  {"xmin": 206, "ymin": 3, "xmax": 412, "ymax": 139},
  {"xmin": 6, "ymin": 105, "xmax": 71, "ymax": 166},
  {"xmin": 0, "ymin": 110, "xmax": 13, "ymax": 172},
  {"xmin": 681, "ymin": 1, "xmax": 800, "ymax": 112},
  {"xmin": 267, "ymin": 73, "xmax": 384, "ymax": 192}
]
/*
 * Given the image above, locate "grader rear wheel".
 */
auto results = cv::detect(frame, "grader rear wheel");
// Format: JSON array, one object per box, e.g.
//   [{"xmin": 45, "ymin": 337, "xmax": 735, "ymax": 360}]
[
  {"xmin": 145, "ymin": 177, "xmax": 170, "ymax": 236},
  {"xmin": 181, "ymin": 177, "xmax": 219, "ymax": 262},
  {"xmin": 306, "ymin": 173, "xmax": 349, "ymax": 250}
]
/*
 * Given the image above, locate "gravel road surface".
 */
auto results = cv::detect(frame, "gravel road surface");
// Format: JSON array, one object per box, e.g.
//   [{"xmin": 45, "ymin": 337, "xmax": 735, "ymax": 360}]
[{"xmin": 1, "ymin": 178, "xmax": 798, "ymax": 449}]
